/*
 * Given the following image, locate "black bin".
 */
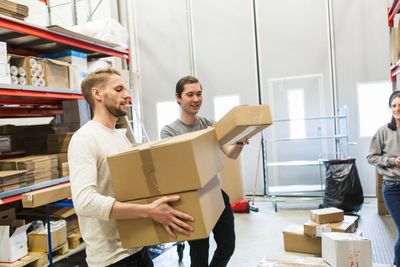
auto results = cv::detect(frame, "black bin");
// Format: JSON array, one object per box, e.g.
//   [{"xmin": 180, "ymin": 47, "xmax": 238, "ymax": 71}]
[{"xmin": 322, "ymin": 158, "xmax": 364, "ymax": 212}]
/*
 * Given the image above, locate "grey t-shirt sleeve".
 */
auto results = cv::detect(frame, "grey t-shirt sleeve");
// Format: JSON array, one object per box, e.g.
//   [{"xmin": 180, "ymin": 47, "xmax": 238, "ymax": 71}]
[{"xmin": 160, "ymin": 125, "xmax": 175, "ymax": 139}]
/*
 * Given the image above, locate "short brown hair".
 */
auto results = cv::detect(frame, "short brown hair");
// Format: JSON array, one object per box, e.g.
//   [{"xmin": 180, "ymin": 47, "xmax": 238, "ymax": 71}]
[
  {"xmin": 176, "ymin": 76, "xmax": 202, "ymax": 99},
  {"xmin": 81, "ymin": 67, "xmax": 121, "ymax": 109}
]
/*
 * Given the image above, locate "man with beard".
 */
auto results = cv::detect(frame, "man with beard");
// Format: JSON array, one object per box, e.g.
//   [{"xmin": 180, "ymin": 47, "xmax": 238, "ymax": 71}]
[
  {"xmin": 68, "ymin": 68, "xmax": 194, "ymax": 267},
  {"xmin": 161, "ymin": 76, "xmax": 247, "ymax": 267}
]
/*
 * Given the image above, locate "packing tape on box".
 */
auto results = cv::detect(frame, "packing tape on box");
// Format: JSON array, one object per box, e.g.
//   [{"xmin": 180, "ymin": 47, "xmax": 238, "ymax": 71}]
[
  {"xmin": 18, "ymin": 67, "xmax": 26, "ymax": 76},
  {"xmin": 18, "ymin": 76, "xmax": 26, "ymax": 85},
  {"xmin": 146, "ymin": 198, "xmax": 171, "ymax": 242},
  {"xmin": 56, "ymin": 230, "xmax": 61, "ymax": 246},
  {"xmin": 33, "ymin": 235, "xmax": 45, "ymax": 252},
  {"xmin": 139, "ymin": 149, "xmax": 161, "ymax": 196},
  {"xmin": 10, "ymin": 65, "xmax": 18, "ymax": 76}
]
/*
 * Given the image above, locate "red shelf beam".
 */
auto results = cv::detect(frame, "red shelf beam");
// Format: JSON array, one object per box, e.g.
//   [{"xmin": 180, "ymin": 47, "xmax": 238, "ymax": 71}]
[
  {"xmin": 0, "ymin": 88, "xmax": 84, "ymax": 100},
  {"xmin": 389, "ymin": 0, "xmax": 400, "ymax": 27},
  {"xmin": 0, "ymin": 107, "xmax": 63, "ymax": 117},
  {"xmin": 0, "ymin": 16, "xmax": 129, "ymax": 61}
]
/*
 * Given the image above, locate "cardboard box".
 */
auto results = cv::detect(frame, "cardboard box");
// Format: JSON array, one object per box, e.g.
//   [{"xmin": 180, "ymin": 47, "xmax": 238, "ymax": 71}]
[
  {"xmin": 0, "ymin": 63, "xmax": 10, "ymax": 84},
  {"xmin": 0, "ymin": 208, "xmax": 15, "ymax": 223},
  {"xmin": 0, "ymin": 41, "xmax": 7, "ymax": 64},
  {"xmin": 0, "ymin": 222, "xmax": 31, "ymax": 263},
  {"xmin": 218, "ymin": 153, "xmax": 244, "ymax": 204},
  {"xmin": 212, "ymin": 105, "xmax": 272, "ymax": 145},
  {"xmin": 117, "ymin": 176, "xmax": 224, "ymax": 248},
  {"xmin": 310, "ymin": 207, "xmax": 344, "ymax": 224},
  {"xmin": 108, "ymin": 128, "xmax": 224, "ymax": 201},
  {"xmin": 21, "ymin": 183, "xmax": 71, "ymax": 208},
  {"xmin": 28, "ymin": 224, "xmax": 67, "ymax": 252},
  {"xmin": 304, "ymin": 215, "xmax": 358, "ymax": 237},
  {"xmin": 44, "ymin": 58, "xmax": 71, "ymax": 89},
  {"xmin": 283, "ymin": 225, "xmax": 321, "ymax": 255},
  {"xmin": 378, "ymin": 200, "xmax": 390, "ymax": 216},
  {"xmin": 261, "ymin": 254, "xmax": 329, "ymax": 267},
  {"xmin": 322, "ymin": 232, "xmax": 372, "ymax": 267}
]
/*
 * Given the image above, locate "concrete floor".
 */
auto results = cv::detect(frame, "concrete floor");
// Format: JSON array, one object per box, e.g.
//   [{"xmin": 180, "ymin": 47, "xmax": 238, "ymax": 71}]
[{"xmin": 152, "ymin": 197, "xmax": 397, "ymax": 267}]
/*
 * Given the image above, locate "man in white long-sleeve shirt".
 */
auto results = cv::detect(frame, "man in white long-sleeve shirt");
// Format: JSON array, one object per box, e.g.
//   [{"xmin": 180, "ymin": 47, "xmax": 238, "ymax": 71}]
[{"xmin": 68, "ymin": 67, "xmax": 194, "ymax": 267}]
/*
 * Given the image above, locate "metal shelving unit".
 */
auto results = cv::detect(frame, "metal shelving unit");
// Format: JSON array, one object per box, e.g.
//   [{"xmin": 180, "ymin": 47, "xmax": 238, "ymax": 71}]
[{"xmin": 265, "ymin": 107, "xmax": 349, "ymax": 211}]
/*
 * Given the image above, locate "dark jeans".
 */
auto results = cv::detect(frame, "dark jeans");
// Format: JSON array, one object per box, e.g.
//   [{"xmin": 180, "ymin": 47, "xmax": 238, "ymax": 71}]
[
  {"xmin": 107, "ymin": 247, "xmax": 153, "ymax": 267},
  {"xmin": 188, "ymin": 189, "xmax": 235, "ymax": 267},
  {"xmin": 383, "ymin": 179, "xmax": 400, "ymax": 267}
]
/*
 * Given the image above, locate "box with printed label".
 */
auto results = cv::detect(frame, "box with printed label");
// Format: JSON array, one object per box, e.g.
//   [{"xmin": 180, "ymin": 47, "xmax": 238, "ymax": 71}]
[
  {"xmin": 0, "ymin": 221, "xmax": 31, "ymax": 263},
  {"xmin": 28, "ymin": 224, "xmax": 67, "ymax": 252},
  {"xmin": 283, "ymin": 224, "xmax": 321, "ymax": 255},
  {"xmin": 310, "ymin": 207, "xmax": 344, "ymax": 224},
  {"xmin": 322, "ymin": 232, "xmax": 372, "ymax": 267},
  {"xmin": 108, "ymin": 128, "xmax": 223, "ymax": 201},
  {"xmin": 304, "ymin": 215, "xmax": 358, "ymax": 237},
  {"xmin": 21, "ymin": 183, "xmax": 71, "ymax": 208},
  {"xmin": 212, "ymin": 105, "xmax": 272, "ymax": 146},
  {"xmin": 117, "ymin": 176, "xmax": 224, "ymax": 248}
]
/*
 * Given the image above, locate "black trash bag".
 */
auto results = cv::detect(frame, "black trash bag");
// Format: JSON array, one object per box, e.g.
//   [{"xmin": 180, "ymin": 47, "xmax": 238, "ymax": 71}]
[{"xmin": 322, "ymin": 158, "xmax": 364, "ymax": 212}]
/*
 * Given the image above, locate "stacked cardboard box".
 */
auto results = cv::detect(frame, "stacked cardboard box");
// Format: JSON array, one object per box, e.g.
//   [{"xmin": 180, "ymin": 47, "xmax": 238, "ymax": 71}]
[
  {"xmin": 0, "ymin": 0, "xmax": 29, "ymax": 21},
  {"xmin": 0, "ymin": 170, "xmax": 29, "ymax": 192},
  {"xmin": 54, "ymin": 153, "xmax": 69, "ymax": 177},
  {"xmin": 283, "ymin": 207, "xmax": 359, "ymax": 255},
  {"xmin": 0, "ymin": 155, "xmax": 59, "ymax": 185},
  {"xmin": 376, "ymin": 170, "xmax": 390, "ymax": 216},
  {"xmin": 21, "ymin": 183, "xmax": 71, "ymax": 208},
  {"xmin": 108, "ymin": 128, "xmax": 225, "ymax": 247},
  {"xmin": 47, "ymin": 133, "xmax": 73, "ymax": 154},
  {"xmin": 0, "ymin": 41, "xmax": 9, "ymax": 84}
]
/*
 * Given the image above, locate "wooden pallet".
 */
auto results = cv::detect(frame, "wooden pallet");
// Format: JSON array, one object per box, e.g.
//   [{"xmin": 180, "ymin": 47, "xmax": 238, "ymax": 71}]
[
  {"xmin": 67, "ymin": 231, "xmax": 82, "ymax": 249},
  {"xmin": 0, "ymin": 252, "xmax": 48, "ymax": 267},
  {"xmin": 53, "ymin": 242, "xmax": 69, "ymax": 256}
]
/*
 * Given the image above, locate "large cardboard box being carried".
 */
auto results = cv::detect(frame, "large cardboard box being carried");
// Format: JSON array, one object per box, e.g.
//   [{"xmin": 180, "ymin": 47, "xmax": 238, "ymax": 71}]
[
  {"xmin": 28, "ymin": 224, "xmax": 67, "ymax": 252},
  {"xmin": 117, "ymin": 176, "xmax": 224, "ymax": 248},
  {"xmin": 322, "ymin": 232, "xmax": 372, "ymax": 267},
  {"xmin": 212, "ymin": 105, "xmax": 272, "ymax": 146},
  {"xmin": 310, "ymin": 207, "xmax": 344, "ymax": 224},
  {"xmin": 21, "ymin": 183, "xmax": 71, "ymax": 208},
  {"xmin": 0, "ymin": 221, "xmax": 31, "ymax": 263},
  {"xmin": 304, "ymin": 215, "xmax": 358, "ymax": 237},
  {"xmin": 283, "ymin": 225, "xmax": 321, "ymax": 255},
  {"xmin": 108, "ymin": 128, "xmax": 223, "ymax": 201}
]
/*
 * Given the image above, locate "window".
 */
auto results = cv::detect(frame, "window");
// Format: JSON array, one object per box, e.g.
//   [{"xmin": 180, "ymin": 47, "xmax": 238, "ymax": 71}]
[
  {"xmin": 357, "ymin": 82, "xmax": 392, "ymax": 137},
  {"xmin": 213, "ymin": 95, "xmax": 240, "ymax": 121},
  {"xmin": 287, "ymin": 88, "xmax": 306, "ymax": 138},
  {"xmin": 157, "ymin": 101, "xmax": 180, "ymax": 138}
]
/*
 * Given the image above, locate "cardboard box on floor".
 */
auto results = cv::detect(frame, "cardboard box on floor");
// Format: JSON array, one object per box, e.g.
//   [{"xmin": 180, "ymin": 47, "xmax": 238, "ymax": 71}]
[
  {"xmin": 108, "ymin": 128, "xmax": 224, "ymax": 201},
  {"xmin": 322, "ymin": 232, "xmax": 372, "ymax": 267},
  {"xmin": 310, "ymin": 207, "xmax": 344, "ymax": 224},
  {"xmin": 376, "ymin": 170, "xmax": 390, "ymax": 216},
  {"xmin": 304, "ymin": 215, "xmax": 358, "ymax": 237},
  {"xmin": 28, "ymin": 224, "xmax": 67, "ymax": 252},
  {"xmin": 21, "ymin": 183, "xmax": 71, "ymax": 208},
  {"xmin": 0, "ymin": 221, "xmax": 31, "ymax": 263},
  {"xmin": 117, "ymin": 176, "xmax": 224, "ymax": 248},
  {"xmin": 212, "ymin": 105, "xmax": 272, "ymax": 146},
  {"xmin": 283, "ymin": 225, "xmax": 321, "ymax": 255}
]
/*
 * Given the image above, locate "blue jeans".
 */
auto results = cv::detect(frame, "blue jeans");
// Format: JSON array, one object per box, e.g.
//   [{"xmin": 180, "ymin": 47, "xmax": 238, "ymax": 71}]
[
  {"xmin": 188, "ymin": 190, "xmax": 235, "ymax": 267},
  {"xmin": 383, "ymin": 179, "xmax": 400, "ymax": 267}
]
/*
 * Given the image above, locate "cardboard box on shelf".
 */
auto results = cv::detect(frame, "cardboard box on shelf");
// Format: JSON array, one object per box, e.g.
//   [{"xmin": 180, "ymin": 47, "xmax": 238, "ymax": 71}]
[
  {"xmin": 0, "ymin": 41, "xmax": 7, "ymax": 64},
  {"xmin": 47, "ymin": 133, "xmax": 73, "ymax": 154},
  {"xmin": 310, "ymin": 207, "xmax": 344, "ymax": 224},
  {"xmin": 44, "ymin": 58, "xmax": 72, "ymax": 89},
  {"xmin": 283, "ymin": 225, "xmax": 321, "ymax": 255},
  {"xmin": 117, "ymin": 176, "xmax": 224, "ymax": 248},
  {"xmin": 0, "ymin": 63, "xmax": 10, "ymax": 84},
  {"xmin": 304, "ymin": 215, "xmax": 358, "ymax": 237},
  {"xmin": 21, "ymin": 183, "xmax": 71, "ymax": 208},
  {"xmin": 0, "ymin": 221, "xmax": 31, "ymax": 263},
  {"xmin": 322, "ymin": 232, "xmax": 372, "ymax": 267},
  {"xmin": 62, "ymin": 100, "xmax": 91, "ymax": 126},
  {"xmin": 108, "ymin": 128, "xmax": 224, "ymax": 201},
  {"xmin": 28, "ymin": 224, "xmax": 67, "ymax": 252},
  {"xmin": 212, "ymin": 105, "xmax": 272, "ymax": 146}
]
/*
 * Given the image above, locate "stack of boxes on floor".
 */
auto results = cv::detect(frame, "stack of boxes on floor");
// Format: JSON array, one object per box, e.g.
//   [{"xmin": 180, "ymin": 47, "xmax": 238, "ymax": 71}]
[
  {"xmin": 376, "ymin": 171, "xmax": 390, "ymax": 216},
  {"xmin": 262, "ymin": 207, "xmax": 373, "ymax": 266},
  {"xmin": 107, "ymin": 105, "xmax": 272, "ymax": 247}
]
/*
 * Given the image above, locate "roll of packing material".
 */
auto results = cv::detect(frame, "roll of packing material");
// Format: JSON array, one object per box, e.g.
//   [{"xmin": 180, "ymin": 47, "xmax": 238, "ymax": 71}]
[
  {"xmin": 38, "ymin": 78, "xmax": 45, "ymax": 87},
  {"xmin": 10, "ymin": 65, "xmax": 18, "ymax": 76},
  {"xmin": 18, "ymin": 76, "xmax": 26, "ymax": 85},
  {"xmin": 18, "ymin": 67, "xmax": 26, "ymax": 76},
  {"xmin": 29, "ymin": 58, "xmax": 37, "ymax": 68},
  {"xmin": 31, "ymin": 76, "xmax": 38, "ymax": 86},
  {"xmin": 11, "ymin": 75, "xmax": 18, "ymax": 84},
  {"xmin": 37, "ymin": 69, "xmax": 44, "ymax": 78},
  {"xmin": 30, "ymin": 68, "xmax": 37, "ymax": 77}
]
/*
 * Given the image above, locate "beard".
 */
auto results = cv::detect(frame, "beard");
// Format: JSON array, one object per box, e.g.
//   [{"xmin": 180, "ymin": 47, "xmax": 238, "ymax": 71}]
[{"xmin": 104, "ymin": 94, "xmax": 127, "ymax": 117}]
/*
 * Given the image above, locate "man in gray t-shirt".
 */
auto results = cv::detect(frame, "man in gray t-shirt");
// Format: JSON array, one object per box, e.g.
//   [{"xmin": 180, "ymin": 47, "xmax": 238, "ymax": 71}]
[{"xmin": 160, "ymin": 76, "xmax": 247, "ymax": 267}]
